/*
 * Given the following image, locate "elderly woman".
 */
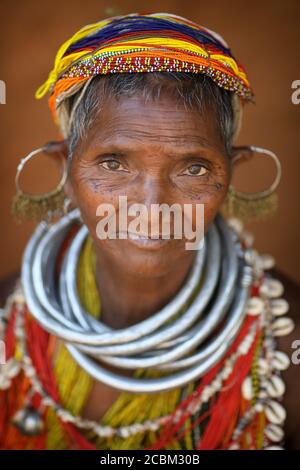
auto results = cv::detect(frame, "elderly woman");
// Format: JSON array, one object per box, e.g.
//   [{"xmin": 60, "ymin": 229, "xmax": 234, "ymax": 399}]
[{"xmin": 0, "ymin": 12, "xmax": 298, "ymax": 450}]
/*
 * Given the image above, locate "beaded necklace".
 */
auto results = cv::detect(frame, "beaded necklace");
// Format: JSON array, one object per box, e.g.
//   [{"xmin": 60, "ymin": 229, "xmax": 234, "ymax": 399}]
[
  {"xmin": 0, "ymin": 219, "xmax": 294, "ymax": 450},
  {"xmin": 46, "ymin": 234, "xmax": 198, "ymax": 450}
]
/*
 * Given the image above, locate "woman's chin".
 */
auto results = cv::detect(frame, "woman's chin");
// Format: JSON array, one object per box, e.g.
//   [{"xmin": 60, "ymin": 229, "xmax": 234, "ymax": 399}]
[{"xmin": 99, "ymin": 238, "xmax": 188, "ymax": 278}]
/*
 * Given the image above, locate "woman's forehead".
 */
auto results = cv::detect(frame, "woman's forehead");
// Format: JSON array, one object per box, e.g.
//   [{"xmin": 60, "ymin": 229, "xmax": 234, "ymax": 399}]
[
  {"xmin": 79, "ymin": 99, "xmax": 225, "ymax": 158},
  {"xmin": 91, "ymin": 94, "xmax": 220, "ymax": 139}
]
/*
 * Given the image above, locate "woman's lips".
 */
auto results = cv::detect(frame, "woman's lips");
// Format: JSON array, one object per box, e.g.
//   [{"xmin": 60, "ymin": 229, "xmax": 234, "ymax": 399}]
[{"xmin": 115, "ymin": 231, "xmax": 174, "ymax": 249}]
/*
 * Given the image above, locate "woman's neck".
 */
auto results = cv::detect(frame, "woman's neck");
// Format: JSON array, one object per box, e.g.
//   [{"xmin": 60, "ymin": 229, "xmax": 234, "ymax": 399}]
[{"xmin": 93, "ymin": 250, "xmax": 196, "ymax": 330}]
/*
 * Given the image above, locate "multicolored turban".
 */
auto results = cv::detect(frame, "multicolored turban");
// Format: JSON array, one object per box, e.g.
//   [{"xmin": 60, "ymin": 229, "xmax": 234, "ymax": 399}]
[{"xmin": 36, "ymin": 12, "xmax": 254, "ymax": 139}]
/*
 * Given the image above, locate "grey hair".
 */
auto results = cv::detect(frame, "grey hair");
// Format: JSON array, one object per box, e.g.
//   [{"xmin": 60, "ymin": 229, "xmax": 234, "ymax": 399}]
[{"xmin": 66, "ymin": 72, "xmax": 235, "ymax": 161}]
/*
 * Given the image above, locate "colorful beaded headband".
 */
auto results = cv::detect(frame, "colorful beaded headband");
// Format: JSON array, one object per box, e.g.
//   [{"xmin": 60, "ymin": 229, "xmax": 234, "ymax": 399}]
[{"xmin": 36, "ymin": 12, "xmax": 254, "ymax": 137}]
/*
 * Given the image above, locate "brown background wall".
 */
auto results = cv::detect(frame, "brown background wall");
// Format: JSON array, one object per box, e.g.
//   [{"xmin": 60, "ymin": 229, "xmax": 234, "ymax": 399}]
[{"xmin": 0, "ymin": 0, "xmax": 299, "ymax": 283}]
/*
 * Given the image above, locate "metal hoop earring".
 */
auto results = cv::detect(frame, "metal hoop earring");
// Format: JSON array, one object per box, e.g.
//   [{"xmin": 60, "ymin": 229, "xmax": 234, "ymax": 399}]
[
  {"xmin": 62, "ymin": 197, "xmax": 83, "ymax": 223},
  {"xmin": 12, "ymin": 147, "xmax": 68, "ymax": 223},
  {"xmin": 221, "ymin": 146, "xmax": 282, "ymax": 221}
]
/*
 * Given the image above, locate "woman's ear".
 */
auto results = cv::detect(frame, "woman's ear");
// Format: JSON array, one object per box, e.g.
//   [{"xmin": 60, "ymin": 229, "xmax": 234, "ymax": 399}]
[
  {"xmin": 63, "ymin": 178, "xmax": 78, "ymax": 208},
  {"xmin": 43, "ymin": 139, "xmax": 69, "ymax": 159},
  {"xmin": 231, "ymin": 145, "xmax": 254, "ymax": 167},
  {"xmin": 43, "ymin": 139, "xmax": 78, "ymax": 208}
]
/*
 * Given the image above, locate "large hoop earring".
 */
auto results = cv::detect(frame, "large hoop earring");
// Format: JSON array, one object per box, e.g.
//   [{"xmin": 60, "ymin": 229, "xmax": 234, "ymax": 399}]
[
  {"xmin": 221, "ymin": 146, "xmax": 282, "ymax": 222},
  {"xmin": 12, "ymin": 147, "xmax": 68, "ymax": 223}
]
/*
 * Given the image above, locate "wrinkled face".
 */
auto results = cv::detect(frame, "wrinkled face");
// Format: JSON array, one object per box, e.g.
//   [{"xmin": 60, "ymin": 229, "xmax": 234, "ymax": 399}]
[{"xmin": 68, "ymin": 93, "xmax": 231, "ymax": 277}]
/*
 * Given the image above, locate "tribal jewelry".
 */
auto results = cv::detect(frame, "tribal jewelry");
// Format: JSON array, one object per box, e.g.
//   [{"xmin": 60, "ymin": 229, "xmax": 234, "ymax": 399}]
[{"xmin": 0, "ymin": 216, "xmax": 294, "ymax": 449}]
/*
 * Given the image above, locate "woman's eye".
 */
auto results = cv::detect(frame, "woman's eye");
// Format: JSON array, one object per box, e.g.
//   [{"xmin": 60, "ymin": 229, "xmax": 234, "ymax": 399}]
[
  {"xmin": 100, "ymin": 160, "xmax": 125, "ymax": 171},
  {"xmin": 183, "ymin": 164, "xmax": 208, "ymax": 176}
]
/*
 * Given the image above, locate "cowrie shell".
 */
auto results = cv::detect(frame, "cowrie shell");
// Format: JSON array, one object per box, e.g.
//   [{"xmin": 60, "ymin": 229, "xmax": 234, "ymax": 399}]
[
  {"xmin": 246, "ymin": 296, "xmax": 264, "ymax": 316},
  {"xmin": 265, "ymin": 375, "xmax": 286, "ymax": 398},
  {"xmin": 271, "ymin": 351, "xmax": 290, "ymax": 371},
  {"xmin": 2, "ymin": 359, "xmax": 21, "ymax": 379},
  {"xmin": 270, "ymin": 298, "xmax": 290, "ymax": 317},
  {"xmin": 227, "ymin": 218, "xmax": 244, "ymax": 234},
  {"xmin": 242, "ymin": 230, "xmax": 254, "ymax": 248},
  {"xmin": 42, "ymin": 396, "xmax": 55, "ymax": 407},
  {"xmin": 272, "ymin": 317, "xmax": 295, "ymax": 337},
  {"xmin": 258, "ymin": 358, "xmax": 269, "ymax": 375},
  {"xmin": 265, "ymin": 424, "xmax": 284, "ymax": 442},
  {"xmin": 244, "ymin": 249, "xmax": 258, "ymax": 266},
  {"xmin": 259, "ymin": 254, "xmax": 275, "ymax": 270},
  {"xmin": 265, "ymin": 400, "xmax": 286, "ymax": 425},
  {"xmin": 24, "ymin": 365, "xmax": 36, "ymax": 378},
  {"xmin": 254, "ymin": 402, "xmax": 264, "ymax": 412},
  {"xmin": 258, "ymin": 389, "xmax": 268, "ymax": 399},
  {"xmin": 58, "ymin": 410, "xmax": 77, "ymax": 424},
  {"xmin": 260, "ymin": 279, "xmax": 284, "ymax": 298},
  {"xmin": 0, "ymin": 377, "xmax": 11, "ymax": 390},
  {"xmin": 13, "ymin": 292, "xmax": 26, "ymax": 305},
  {"xmin": 241, "ymin": 376, "xmax": 253, "ymax": 400},
  {"xmin": 228, "ymin": 443, "xmax": 240, "ymax": 450}
]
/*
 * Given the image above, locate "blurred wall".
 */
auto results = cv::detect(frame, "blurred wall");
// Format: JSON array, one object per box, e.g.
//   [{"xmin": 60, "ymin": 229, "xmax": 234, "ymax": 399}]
[{"xmin": 0, "ymin": 0, "xmax": 300, "ymax": 282}]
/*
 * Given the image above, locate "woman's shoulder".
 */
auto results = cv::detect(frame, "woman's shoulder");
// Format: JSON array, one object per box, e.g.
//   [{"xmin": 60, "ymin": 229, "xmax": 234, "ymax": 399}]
[
  {"xmin": 0, "ymin": 271, "xmax": 20, "ymax": 310},
  {"xmin": 269, "ymin": 267, "xmax": 300, "ymax": 450},
  {"xmin": 0, "ymin": 271, "xmax": 21, "ymax": 341}
]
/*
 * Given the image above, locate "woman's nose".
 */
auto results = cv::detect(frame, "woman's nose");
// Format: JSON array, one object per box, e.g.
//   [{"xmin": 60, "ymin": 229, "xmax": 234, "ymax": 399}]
[
  {"xmin": 128, "ymin": 174, "xmax": 178, "ymax": 236},
  {"xmin": 134, "ymin": 173, "xmax": 171, "ymax": 208}
]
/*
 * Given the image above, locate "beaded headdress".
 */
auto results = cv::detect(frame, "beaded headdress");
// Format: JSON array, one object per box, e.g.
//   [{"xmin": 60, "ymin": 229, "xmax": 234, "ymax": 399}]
[{"xmin": 36, "ymin": 12, "xmax": 254, "ymax": 139}]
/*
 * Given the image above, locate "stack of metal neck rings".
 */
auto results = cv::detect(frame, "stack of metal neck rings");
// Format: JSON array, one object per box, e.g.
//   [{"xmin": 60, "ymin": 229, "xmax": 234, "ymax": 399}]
[{"xmin": 21, "ymin": 209, "xmax": 254, "ymax": 394}]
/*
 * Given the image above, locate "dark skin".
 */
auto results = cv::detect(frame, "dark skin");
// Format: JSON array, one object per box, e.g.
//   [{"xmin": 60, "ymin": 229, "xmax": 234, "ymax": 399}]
[
  {"xmin": 43, "ymin": 93, "xmax": 300, "ymax": 446},
  {"xmin": 67, "ymin": 94, "xmax": 231, "ymax": 328}
]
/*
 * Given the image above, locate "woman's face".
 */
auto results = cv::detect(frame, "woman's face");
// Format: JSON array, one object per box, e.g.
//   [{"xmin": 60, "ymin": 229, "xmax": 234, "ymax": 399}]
[{"xmin": 68, "ymin": 92, "xmax": 231, "ymax": 278}]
